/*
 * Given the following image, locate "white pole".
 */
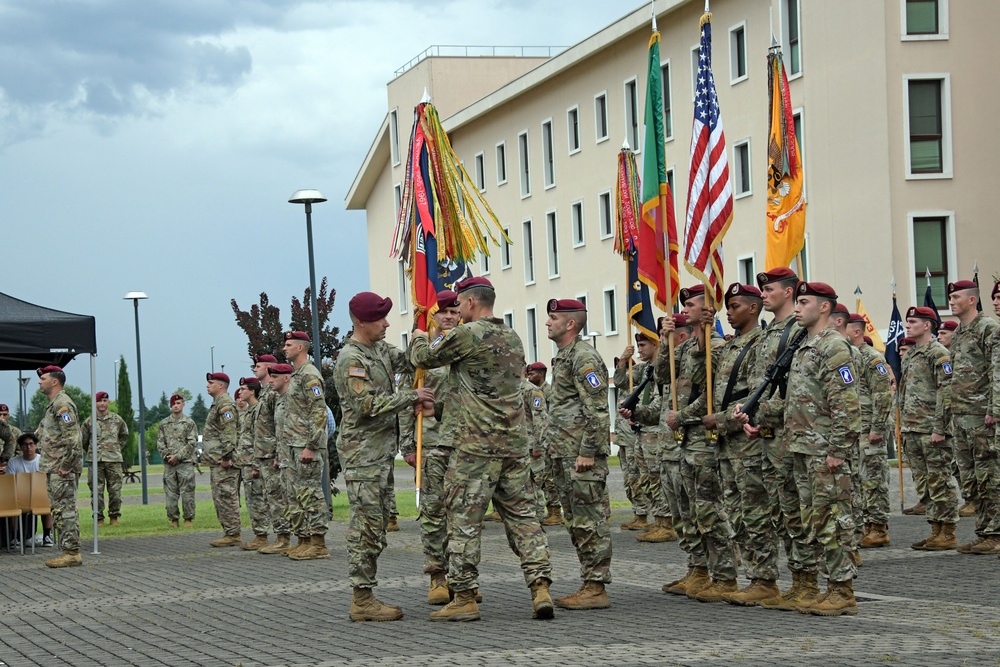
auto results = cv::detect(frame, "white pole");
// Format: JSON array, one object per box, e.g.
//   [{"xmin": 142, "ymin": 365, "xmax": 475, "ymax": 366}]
[{"xmin": 90, "ymin": 353, "xmax": 100, "ymax": 555}]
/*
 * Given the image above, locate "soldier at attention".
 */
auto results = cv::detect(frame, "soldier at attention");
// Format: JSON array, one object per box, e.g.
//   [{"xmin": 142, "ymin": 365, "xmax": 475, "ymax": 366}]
[
  {"xmin": 157, "ymin": 394, "xmax": 198, "ymax": 527},
  {"xmin": 203, "ymin": 372, "xmax": 242, "ymax": 548},
  {"xmin": 81, "ymin": 391, "xmax": 129, "ymax": 526}
]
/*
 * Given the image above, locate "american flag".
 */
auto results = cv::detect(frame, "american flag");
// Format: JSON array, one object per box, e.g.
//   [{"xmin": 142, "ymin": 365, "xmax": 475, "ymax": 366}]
[{"xmin": 684, "ymin": 13, "xmax": 733, "ymax": 305}]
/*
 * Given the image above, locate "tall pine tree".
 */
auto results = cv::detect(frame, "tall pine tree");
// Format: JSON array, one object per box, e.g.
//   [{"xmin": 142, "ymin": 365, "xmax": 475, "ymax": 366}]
[{"xmin": 116, "ymin": 355, "xmax": 138, "ymax": 466}]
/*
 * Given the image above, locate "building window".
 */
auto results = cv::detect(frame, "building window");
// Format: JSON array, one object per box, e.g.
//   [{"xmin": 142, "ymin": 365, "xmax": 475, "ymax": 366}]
[
  {"xmin": 576, "ymin": 294, "xmax": 589, "ymax": 335},
  {"xmin": 603, "ymin": 287, "xmax": 618, "ymax": 336},
  {"xmin": 518, "ymin": 131, "xmax": 531, "ymax": 198},
  {"xmin": 474, "ymin": 152, "xmax": 485, "ymax": 192},
  {"xmin": 526, "ymin": 307, "xmax": 539, "ymax": 363},
  {"xmin": 503, "ymin": 311, "xmax": 514, "ymax": 329},
  {"xmin": 598, "ymin": 190, "xmax": 613, "ymax": 239},
  {"xmin": 783, "ymin": 0, "xmax": 802, "ymax": 76},
  {"xmin": 905, "ymin": 77, "xmax": 952, "ymax": 177},
  {"xmin": 389, "ymin": 109, "xmax": 400, "ymax": 166},
  {"xmin": 595, "ymin": 92, "xmax": 609, "ymax": 142},
  {"xmin": 660, "ymin": 60, "xmax": 673, "ymax": 140},
  {"xmin": 401, "ymin": 331, "xmax": 409, "ymax": 348},
  {"xmin": 501, "ymin": 226, "xmax": 512, "ymax": 269},
  {"xmin": 481, "ymin": 245, "xmax": 490, "ymax": 275},
  {"xmin": 733, "ymin": 139, "xmax": 752, "ymax": 197},
  {"xmin": 567, "ymin": 106, "xmax": 581, "ymax": 154},
  {"xmin": 624, "ymin": 78, "xmax": 639, "ymax": 151},
  {"xmin": 571, "ymin": 201, "xmax": 585, "ymax": 248},
  {"xmin": 542, "ymin": 120, "xmax": 556, "ymax": 188},
  {"xmin": 522, "ymin": 219, "xmax": 535, "ymax": 284},
  {"xmin": 397, "ymin": 259, "xmax": 408, "ymax": 314},
  {"xmin": 496, "ymin": 141, "xmax": 508, "ymax": 185},
  {"xmin": 546, "ymin": 210, "xmax": 560, "ymax": 279},
  {"xmin": 737, "ymin": 254, "xmax": 755, "ymax": 286},
  {"xmin": 792, "ymin": 108, "xmax": 807, "ymax": 197},
  {"xmin": 903, "ymin": 0, "xmax": 948, "ymax": 38},
  {"xmin": 393, "ymin": 183, "xmax": 402, "ymax": 220},
  {"xmin": 729, "ymin": 22, "xmax": 748, "ymax": 84},
  {"xmin": 911, "ymin": 214, "xmax": 953, "ymax": 307}
]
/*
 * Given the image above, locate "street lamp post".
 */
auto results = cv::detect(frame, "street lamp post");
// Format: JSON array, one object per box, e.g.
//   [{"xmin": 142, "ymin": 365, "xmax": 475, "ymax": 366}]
[
  {"xmin": 17, "ymin": 374, "xmax": 29, "ymax": 429},
  {"xmin": 588, "ymin": 331, "xmax": 602, "ymax": 348},
  {"xmin": 124, "ymin": 291, "xmax": 150, "ymax": 505},
  {"xmin": 211, "ymin": 345, "xmax": 215, "ymax": 373},
  {"xmin": 113, "ymin": 360, "xmax": 119, "ymax": 404}
]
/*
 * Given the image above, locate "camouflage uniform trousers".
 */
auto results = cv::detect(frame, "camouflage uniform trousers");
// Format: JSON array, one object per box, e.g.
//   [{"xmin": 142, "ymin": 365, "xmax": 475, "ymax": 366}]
[
  {"xmin": 163, "ymin": 461, "xmax": 196, "ymax": 522},
  {"xmin": 209, "ymin": 464, "xmax": 242, "ymax": 537},
  {"xmin": 48, "ymin": 472, "xmax": 80, "ymax": 552},
  {"xmin": 680, "ymin": 448, "xmax": 736, "ymax": 582},
  {"xmin": 952, "ymin": 414, "xmax": 983, "ymax": 509},
  {"xmin": 527, "ymin": 454, "xmax": 548, "ymax": 521},
  {"xmin": 289, "ymin": 448, "xmax": 328, "ymax": 538},
  {"xmin": 903, "ymin": 433, "xmax": 930, "ymax": 504},
  {"xmin": 618, "ymin": 444, "xmax": 650, "ymax": 517},
  {"xmin": 386, "ymin": 465, "xmax": 398, "ymax": 520},
  {"xmin": 661, "ymin": 455, "xmax": 705, "ymax": 568},
  {"xmin": 259, "ymin": 459, "xmax": 290, "ymax": 535},
  {"xmin": 903, "ymin": 433, "xmax": 959, "ymax": 524},
  {"xmin": 345, "ymin": 459, "xmax": 393, "ymax": 588},
  {"xmin": 791, "ymin": 453, "xmax": 857, "ymax": 583},
  {"xmin": 87, "ymin": 461, "xmax": 124, "ymax": 520},
  {"xmin": 240, "ymin": 465, "xmax": 270, "ymax": 537},
  {"xmin": 551, "ymin": 456, "xmax": 612, "ymax": 583},
  {"xmin": 849, "ymin": 442, "xmax": 864, "ymax": 551},
  {"xmin": 859, "ymin": 443, "xmax": 891, "ymax": 525},
  {"xmin": 764, "ymin": 451, "xmax": 812, "ymax": 574},
  {"xmin": 720, "ymin": 454, "xmax": 779, "ymax": 581},
  {"xmin": 419, "ymin": 447, "xmax": 454, "ymax": 574},
  {"xmin": 542, "ymin": 452, "xmax": 561, "ymax": 510},
  {"xmin": 637, "ymin": 432, "xmax": 669, "ymax": 519},
  {"xmin": 953, "ymin": 414, "xmax": 1000, "ymax": 536},
  {"xmin": 446, "ymin": 451, "xmax": 552, "ymax": 591}
]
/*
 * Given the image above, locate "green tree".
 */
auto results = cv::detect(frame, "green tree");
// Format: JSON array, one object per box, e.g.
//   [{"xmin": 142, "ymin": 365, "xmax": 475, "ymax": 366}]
[
  {"xmin": 117, "ymin": 356, "xmax": 138, "ymax": 466},
  {"xmin": 145, "ymin": 392, "xmax": 170, "ymax": 424},
  {"xmin": 190, "ymin": 394, "xmax": 209, "ymax": 430}
]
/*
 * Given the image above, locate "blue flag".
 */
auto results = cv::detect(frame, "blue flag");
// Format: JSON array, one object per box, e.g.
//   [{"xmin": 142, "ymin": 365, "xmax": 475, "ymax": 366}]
[
  {"xmin": 885, "ymin": 296, "xmax": 905, "ymax": 380},
  {"xmin": 627, "ymin": 249, "xmax": 657, "ymax": 342},
  {"xmin": 923, "ymin": 284, "xmax": 942, "ymax": 330}
]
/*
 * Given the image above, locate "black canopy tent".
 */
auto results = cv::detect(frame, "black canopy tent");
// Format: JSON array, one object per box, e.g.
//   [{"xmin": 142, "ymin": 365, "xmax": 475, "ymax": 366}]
[{"xmin": 0, "ymin": 291, "xmax": 103, "ymax": 554}]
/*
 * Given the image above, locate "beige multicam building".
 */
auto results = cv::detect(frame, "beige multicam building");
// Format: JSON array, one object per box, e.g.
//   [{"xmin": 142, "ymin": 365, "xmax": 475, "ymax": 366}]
[{"xmin": 347, "ymin": 0, "xmax": 998, "ymax": 367}]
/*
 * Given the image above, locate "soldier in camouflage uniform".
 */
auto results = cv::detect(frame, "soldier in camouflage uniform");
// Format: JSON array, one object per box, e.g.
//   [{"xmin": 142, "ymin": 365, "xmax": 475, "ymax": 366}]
[
  {"xmin": 612, "ymin": 354, "xmax": 649, "ymax": 531},
  {"xmin": 846, "ymin": 314, "xmax": 894, "ymax": 547},
  {"xmin": 236, "ymin": 378, "xmax": 270, "ymax": 550},
  {"xmin": 251, "ymin": 355, "xmax": 293, "ymax": 554},
  {"xmin": 523, "ymin": 378, "xmax": 549, "ymax": 523},
  {"xmin": 36, "ymin": 366, "xmax": 83, "ymax": 568},
  {"xmin": 543, "ymin": 297, "xmax": 611, "ymax": 611},
  {"xmin": 948, "ymin": 280, "xmax": 1000, "ymax": 554},
  {"xmin": 80, "ymin": 391, "xmax": 128, "ymax": 526},
  {"xmin": 203, "ymin": 372, "xmax": 242, "ymax": 547},
  {"xmin": 900, "ymin": 306, "xmax": 958, "ymax": 550},
  {"xmin": 411, "ymin": 278, "xmax": 554, "ymax": 622},
  {"xmin": 157, "ymin": 394, "xmax": 198, "ymax": 526},
  {"xmin": 281, "ymin": 332, "xmax": 330, "ymax": 560},
  {"xmin": 528, "ymin": 362, "xmax": 562, "ymax": 525},
  {"xmin": 335, "ymin": 292, "xmax": 430, "ymax": 622},
  {"xmin": 0, "ymin": 404, "xmax": 20, "ymax": 468}
]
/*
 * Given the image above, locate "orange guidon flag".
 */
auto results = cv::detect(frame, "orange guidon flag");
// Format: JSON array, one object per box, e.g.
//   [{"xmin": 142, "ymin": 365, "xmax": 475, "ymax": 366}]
[
  {"xmin": 856, "ymin": 296, "xmax": 886, "ymax": 352},
  {"xmin": 764, "ymin": 44, "xmax": 806, "ymax": 271}
]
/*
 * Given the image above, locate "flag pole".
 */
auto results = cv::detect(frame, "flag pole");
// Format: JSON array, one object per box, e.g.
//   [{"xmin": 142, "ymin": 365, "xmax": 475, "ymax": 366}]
[
  {"xmin": 892, "ymin": 276, "xmax": 904, "ymax": 512},
  {"xmin": 855, "ymin": 285, "xmax": 862, "ymax": 313},
  {"xmin": 415, "ymin": 369, "xmax": 424, "ymax": 507},
  {"xmin": 704, "ymin": 279, "xmax": 715, "ymax": 443}
]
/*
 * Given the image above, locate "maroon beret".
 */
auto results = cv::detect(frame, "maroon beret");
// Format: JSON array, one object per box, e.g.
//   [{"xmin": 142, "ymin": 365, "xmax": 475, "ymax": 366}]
[
  {"xmin": 848, "ymin": 313, "xmax": 867, "ymax": 325},
  {"xmin": 547, "ymin": 298, "xmax": 586, "ymax": 313},
  {"xmin": 284, "ymin": 331, "xmax": 311, "ymax": 343},
  {"xmin": 679, "ymin": 284, "xmax": 706, "ymax": 303},
  {"xmin": 906, "ymin": 306, "xmax": 938, "ymax": 322},
  {"xmin": 900, "ymin": 337, "xmax": 916, "ymax": 346},
  {"xmin": 96, "ymin": 391, "xmax": 109, "ymax": 401},
  {"xmin": 947, "ymin": 280, "xmax": 978, "ymax": 295},
  {"xmin": 723, "ymin": 282, "xmax": 762, "ymax": 306},
  {"xmin": 796, "ymin": 281, "xmax": 839, "ymax": 300},
  {"xmin": 253, "ymin": 354, "xmax": 278, "ymax": 364},
  {"xmin": 36, "ymin": 365, "xmax": 63, "ymax": 377},
  {"xmin": 268, "ymin": 363, "xmax": 293, "ymax": 375},
  {"xmin": 993, "ymin": 281, "xmax": 1000, "ymax": 300},
  {"xmin": 756, "ymin": 267, "xmax": 798, "ymax": 288},
  {"xmin": 635, "ymin": 330, "xmax": 657, "ymax": 343},
  {"xmin": 863, "ymin": 336, "xmax": 874, "ymax": 346},
  {"xmin": 436, "ymin": 290, "xmax": 459, "ymax": 309},
  {"xmin": 0, "ymin": 404, "xmax": 8, "ymax": 412},
  {"xmin": 526, "ymin": 362, "xmax": 547, "ymax": 372},
  {"xmin": 672, "ymin": 313, "xmax": 690, "ymax": 327},
  {"xmin": 206, "ymin": 372, "xmax": 230, "ymax": 385},
  {"xmin": 169, "ymin": 393, "xmax": 185, "ymax": 405},
  {"xmin": 940, "ymin": 320, "xmax": 958, "ymax": 331},
  {"xmin": 239, "ymin": 377, "xmax": 261, "ymax": 388},
  {"xmin": 455, "ymin": 277, "xmax": 494, "ymax": 294},
  {"xmin": 349, "ymin": 292, "xmax": 393, "ymax": 322}
]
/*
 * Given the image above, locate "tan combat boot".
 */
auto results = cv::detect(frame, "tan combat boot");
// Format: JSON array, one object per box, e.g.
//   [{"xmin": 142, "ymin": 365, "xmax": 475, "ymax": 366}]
[
  {"xmin": 554, "ymin": 581, "xmax": 610, "ymax": 610},
  {"xmin": 169, "ymin": 520, "xmax": 179, "ymax": 528},
  {"xmin": 542, "ymin": 507, "xmax": 563, "ymax": 526},
  {"xmin": 620, "ymin": 514, "xmax": 648, "ymax": 530},
  {"xmin": 428, "ymin": 573, "xmax": 450, "ymax": 605},
  {"xmin": 283, "ymin": 536, "xmax": 311, "ymax": 557},
  {"xmin": 96, "ymin": 519, "xmax": 105, "ymax": 526},
  {"xmin": 968, "ymin": 535, "xmax": 1000, "ymax": 554},
  {"xmin": 861, "ymin": 523, "xmax": 890, "ymax": 548},
  {"xmin": 109, "ymin": 518, "xmax": 120, "ymax": 526},
  {"xmin": 957, "ymin": 536, "xmax": 985, "ymax": 553},
  {"xmin": 902, "ymin": 502, "xmax": 926, "ymax": 516},
  {"xmin": 959, "ymin": 501, "xmax": 976, "ymax": 517},
  {"xmin": 808, "ymin": 579, "xmax": 858, "ymax": 616},
  {"xmin": 529, "ymin": 578, "xmax": 555, "ymax": 619},
  {"xmin": 790, "ymin": 572, "xmax": 822, "ymax": 613},
  {"xmin": 259, "ymin": 534, "xmax": 291, "ymax": 554},
  {"xmin": 663, "ymin": 567, "xmax": 695, "ymax": 594},
  {"xmin": 241, "ymin": 534, "xmax": 269, "ymax": 551},
  {"xmin": 429, "ymin": 589, "xmax": 480, "ymax": 622},
  {"xmin": 911, "ymin": 522, "xmax": 942, "ymax": 550},
  {"xmin": 848, "ymin": 549, "xmax": 863, "ymax": 569},
  {"xmin": 724, "ymin": 579, "xmax": 780, "ymax": 607},
  {"xmin": 386, "ymin": 517, "xmax": 400, "ymax": 532},
  {"xmin": 759, "ymin": 571, "xmax": 801, "ymax": 610},
  {"xmin": 483, "ymin": 511, "xmax": 501, "ymax": 522},
  {"xmin": 289, "ymin": 534, "xmax": 330, "ymax": 560},
  {"xmin": 45, "ymin": 550, "xmax": 83, "ymax": 568},
  {"xmin": 350, "ymin": 587, "xmax": 404, "ymax": 622},
  {"xmin": 183, "ymin": 519, "xmax": 193, "ymax": 527},
  {"xmin": 636, "ymin": 517, "xmax": 676, "ymax": 543},
  {"xmin": 683, "ymin": 568, "xmax": 713, "ymax": 598},
  {"xmin": 209, "ymin": 534, "xmax": 242, "ymax": 548},
  {"xmin": 923, "ymin": 522, "xmax": 958, "ymax": 550},
  {"xmin": 692, "ymin": 579, "xmax": 738, "ymax": 603}
]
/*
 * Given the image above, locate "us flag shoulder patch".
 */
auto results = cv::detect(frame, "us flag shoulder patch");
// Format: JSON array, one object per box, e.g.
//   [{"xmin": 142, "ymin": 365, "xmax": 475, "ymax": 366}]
[{"xmin": 348, "ymin": 366, "xmax": 367, "ymax": 378}]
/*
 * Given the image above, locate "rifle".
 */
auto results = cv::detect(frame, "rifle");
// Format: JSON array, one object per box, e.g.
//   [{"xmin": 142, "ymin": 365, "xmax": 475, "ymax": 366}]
[
  {"xmin": 619, "ymin": 364, "xmax": 655, "ymax": 414},
  {"xmin": 739, "ymin": 329, "xmax": 808, "ymax": 425}
]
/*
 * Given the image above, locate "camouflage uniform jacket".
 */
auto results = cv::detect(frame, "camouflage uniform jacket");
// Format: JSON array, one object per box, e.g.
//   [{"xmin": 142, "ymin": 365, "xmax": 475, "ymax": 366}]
[
  {"xmin": 748, "ymin": 312, "xmax": 802, "ymax": 458},
  {"xmin": 254, "ymin": 386, "xmax": 278, "ymax": 459},
  {"xmin": 855, "ymin": 343, "xmax": 892, "ymax": 437},
  {"xmin": 401, "ymin": 366, "xmax": 450, "ymax": 457},
  {"xmin": 993, "ymin": 327, "xmax": 1000, "ymax": 421},
  {"xmin": 157, "ymin": 413, "xmax": 198, "ymax": 463},
  {"xmin": 285, "ymin": 362, "xmax": 327, "ymax": 451},
  {"xmin": 950, "ymin": 312, "xmax": 997, "ymax": 415},
  {"xmin": 615, "ymin": 360, "xmax": 661, "ymax": 435},
  {"xmin": 410, "ymin": 317, "xmax": 529, "ymax": 458},
  {"xmin": 710, "ymin": 326, "xmax": 763, "ymax": 459},
  {"xmin": 899, "ymin": 339, "xmax": 952, "ymax": 434},
  {"xmin": 235, "ymin": 400, "xmax": 261, "ymax": 466},
  {"xmin": 784, "ymin": 327, "xmax": 861, "ymax": 460},
  {"xmin": 37, "ymin": 389, "xmax": 82, "ymax": 474},
  {"xmin": 649, "ymin": 335, "xmax": 691, "ymax": 461},
  {"xmin": 0, "ymin": 420, "xmax": 15, "ymax": 462},
  {"xmin": 675, "ymin": 333, "xmax": 726, "ymax": 454},
  {"xmin": 612, "ymin": 362, "xmax": 640, "ymax": 448},
  {"xmin": 544, "ymin": 337, "xmax": 610, "ymax": 459},
  {"xmin": 522, "ymin": 379, "xmax": 548, "ymax": 456},
  {"xmin": 81, "ymin": 412, "xmax": 128, "ymax": 463},
  {"xmin": 334, "ymin": 338, "xmax": 416, "ymax": 468},
  {"xmin": 202, "ymin": 393, "xmax": 238, "ymax": 465}
]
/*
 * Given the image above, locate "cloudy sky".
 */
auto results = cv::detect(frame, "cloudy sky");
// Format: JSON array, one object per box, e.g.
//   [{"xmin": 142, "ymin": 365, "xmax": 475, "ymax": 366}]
[{"xmin": 0, "ymin": 0, "xmax": 636, "ymax": 412}]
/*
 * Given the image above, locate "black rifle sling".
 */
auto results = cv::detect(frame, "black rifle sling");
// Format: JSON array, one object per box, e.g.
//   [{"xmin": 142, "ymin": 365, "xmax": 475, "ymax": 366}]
[
  {"xmin": 768, "ymin": 319, "xmax": 796, "ymax": 399},
  {"xmin": 721, "ymin": 338, "xmax": 757, "ymax": 411}
]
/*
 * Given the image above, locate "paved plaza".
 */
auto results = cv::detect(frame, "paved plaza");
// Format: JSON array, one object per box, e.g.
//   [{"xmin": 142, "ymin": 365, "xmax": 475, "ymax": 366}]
[{"xmin": 2, "ymin": 468, "xmax": 1000, "ymax": 667}]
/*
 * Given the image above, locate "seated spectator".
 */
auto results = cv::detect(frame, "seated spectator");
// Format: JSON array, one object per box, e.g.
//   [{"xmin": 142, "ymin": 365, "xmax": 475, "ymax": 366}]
[{"xmin": 7, "ymin": 433, "xmax": 54, "ymax": 547}]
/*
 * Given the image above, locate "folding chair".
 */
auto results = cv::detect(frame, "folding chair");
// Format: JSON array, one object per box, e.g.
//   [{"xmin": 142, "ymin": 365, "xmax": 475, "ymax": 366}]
[
  {"xmin": 14, "ymin": 473, "xmax": 35, "ymax": 554},
  {"xmin": 0, "ymin": 475, "xmax": 24, "ymax": 555},
  {"xmin": 29, "ymin": 472, "xmax": 53, "ymax": 552}
]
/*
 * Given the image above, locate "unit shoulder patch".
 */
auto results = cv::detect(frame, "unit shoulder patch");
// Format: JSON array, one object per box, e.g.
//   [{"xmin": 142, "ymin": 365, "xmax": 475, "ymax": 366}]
[{"xmin": 837, "ymin": 366, "xmax": 855, "ymax": 384}]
